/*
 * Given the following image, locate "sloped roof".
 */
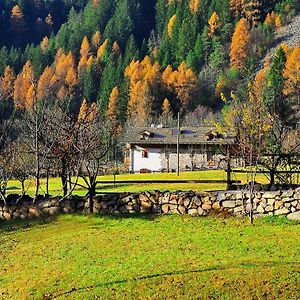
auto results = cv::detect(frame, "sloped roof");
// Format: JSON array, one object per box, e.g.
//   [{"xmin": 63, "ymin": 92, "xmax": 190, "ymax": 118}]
[{"xmin": 122, "ymin": 126, "xmax": 236, "ymax": 146}]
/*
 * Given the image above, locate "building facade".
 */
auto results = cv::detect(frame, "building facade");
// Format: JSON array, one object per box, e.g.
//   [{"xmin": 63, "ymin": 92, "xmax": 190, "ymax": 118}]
[{"xmin": 123, "ymin": 127, "xmax": 241, "ymax": 173}]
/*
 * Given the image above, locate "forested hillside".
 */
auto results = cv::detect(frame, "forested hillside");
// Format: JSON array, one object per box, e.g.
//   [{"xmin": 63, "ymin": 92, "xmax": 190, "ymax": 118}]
[
  {"xmin": 0, "ymin": 0, "xmax": 299, "ymax": 198},
  {"xmin": 0, "ymin": 0, "xmax": 298, "ymax": 126}
]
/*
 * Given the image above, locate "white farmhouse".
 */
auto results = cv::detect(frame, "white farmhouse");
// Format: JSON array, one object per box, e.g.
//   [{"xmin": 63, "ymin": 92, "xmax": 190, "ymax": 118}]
[{"xmin": 123, "ymin": 126, "xmax": 240, "ymax": 173}]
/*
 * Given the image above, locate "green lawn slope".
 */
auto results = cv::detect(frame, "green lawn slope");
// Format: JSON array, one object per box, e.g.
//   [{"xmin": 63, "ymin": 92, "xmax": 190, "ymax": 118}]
[{"xmin": 0, "ymin": 215, "xmax": 299, "ymax": 299}]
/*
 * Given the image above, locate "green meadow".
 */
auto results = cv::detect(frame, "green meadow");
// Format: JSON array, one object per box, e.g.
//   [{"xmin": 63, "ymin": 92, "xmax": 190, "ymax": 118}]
[
  {"xmin": 6, "ymin": 170, "xmax": 269, "ymax": 196},
  {"xmin": 0, "ymin": 214, "xmax": 299, "ymax": 299}
]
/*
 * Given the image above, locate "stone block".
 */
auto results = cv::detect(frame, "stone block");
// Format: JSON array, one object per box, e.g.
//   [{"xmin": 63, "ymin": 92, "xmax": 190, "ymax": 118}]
[
  {"xmin": 265, "ymin": 205, "xmax": 274, "ymax": 212},
  {"xmin": 222, "ymin": 201, "xmax": 236, "ymax": 208},
  {"xmin": 262, "ymin": 191, "xmax": 280, "ymax": 199},
  {"xmin": 267, "ymin": 199, "xmax": 275, "ymax": 206},
  {"xmin": 281, "ymin": 190, "xmax": 294, "ymax": 198},
  {"xmin": 197, "ymin": 207, "xmax": 204, "ymax": 215},
  {"xmin": 257, "ymin": 205, "xmax": 264, "ymax": 213},
  {"xmin": 287, "ymin": 211, "xmax": 300, "ymax": 221},
  {"xmin": 274, "ymin": 201, "xmax": 283, "ymax": 209},
  {"xmin": 162, "ymin": 204, "xmax": 170, "ymax": 214},
  {"xmin": 202, "ymin": 202, "xmax": 212, "ymax": 210},
  {"xmin": 212, "ymin": 202, "xmax": 221, "ymax": 210},
  {"xmin": 234, "ymin": 206, "xmax": 243, "ymax": 213},
  {"xmin": 282, "ymin": 198, "xmax": 294, "ymax": 203},
  {"xmin": 188, "ymin": 209, "xmax": 198, "ymax": 216},
  {"xmin": 274, "ymin": 208, "xmax": 290, "ymax": 215},
  {"xmin": 294, "ymin": 192, "xmax": 300, "ymax": 200}
]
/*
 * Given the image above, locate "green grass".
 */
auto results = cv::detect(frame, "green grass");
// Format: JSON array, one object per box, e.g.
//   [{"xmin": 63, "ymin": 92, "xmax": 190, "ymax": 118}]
[
  {"xmin": 6, "ymin": 170, "xmax": 269, "ymax": 196},
  {"xmin": 0, "ymin": 214, "xmax": 299, "ymax": 299}
]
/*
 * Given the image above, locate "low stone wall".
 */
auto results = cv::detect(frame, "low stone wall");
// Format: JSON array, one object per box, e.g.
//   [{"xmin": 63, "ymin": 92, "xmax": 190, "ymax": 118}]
[{"xmin": 1, "ymin": 189, "xmax": 300, "ymax": 221}]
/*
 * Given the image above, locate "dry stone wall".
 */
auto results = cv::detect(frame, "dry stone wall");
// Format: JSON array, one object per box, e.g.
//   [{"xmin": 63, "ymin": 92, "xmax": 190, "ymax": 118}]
[{"xmin": 1, "ymin": 189, "xmax": 300, "ymax": 222}]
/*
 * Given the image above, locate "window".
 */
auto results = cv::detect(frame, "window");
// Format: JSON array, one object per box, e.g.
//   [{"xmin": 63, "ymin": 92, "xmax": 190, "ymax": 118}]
[{"xmin": 142, "ymin": 150, "xmax": 149, "ymax": 158}]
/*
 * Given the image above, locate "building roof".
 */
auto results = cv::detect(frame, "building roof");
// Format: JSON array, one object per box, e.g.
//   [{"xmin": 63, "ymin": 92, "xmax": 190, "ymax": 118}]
[{"xmin": 122, "ymin": 126, "xmax": 236, "ymax": 146}]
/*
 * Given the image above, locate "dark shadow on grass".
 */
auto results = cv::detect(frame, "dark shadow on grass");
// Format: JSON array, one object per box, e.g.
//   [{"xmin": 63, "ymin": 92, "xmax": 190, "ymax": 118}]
[
  {"xmin": 0, "ymin": 212, "xmax": 161, "ymax": 233},
  {"xmin": 47, "ymin": 261, "xmax": 300, "ymax": 299}
]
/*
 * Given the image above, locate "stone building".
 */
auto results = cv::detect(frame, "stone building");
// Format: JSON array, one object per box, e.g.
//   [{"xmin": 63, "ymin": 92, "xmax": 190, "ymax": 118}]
[{"xmin": 123, "ymin": 126, "xmax": 241, "ymax": 173}]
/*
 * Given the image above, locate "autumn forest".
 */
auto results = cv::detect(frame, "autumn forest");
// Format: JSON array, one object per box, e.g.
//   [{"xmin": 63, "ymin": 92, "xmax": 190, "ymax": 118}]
[{"xmin": 0, "ymin": 0, "xmax": 299, "ymax": 198}]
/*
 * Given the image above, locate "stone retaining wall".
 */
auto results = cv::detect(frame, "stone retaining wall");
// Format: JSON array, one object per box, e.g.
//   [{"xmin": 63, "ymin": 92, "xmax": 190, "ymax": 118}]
[{"xmin": 1, "ymin": 189, "xmax": 300, "ymax": 221}]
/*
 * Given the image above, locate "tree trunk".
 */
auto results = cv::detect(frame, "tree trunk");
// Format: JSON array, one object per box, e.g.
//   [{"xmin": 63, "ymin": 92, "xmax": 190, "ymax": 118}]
[
  {"xmin": 21, "ymin": 180, "xmax": 25, "ymax": 195},
  {"xmin": 46, "ymin": 166, "xmax": 50, "ymax": 196},
  {"xmin": 89, "ymin": 177, "xmax": 96, "ymax": 214},
  {"xmin": 61, "ymin": 158, "xmax": 68, "ymax": 197}
]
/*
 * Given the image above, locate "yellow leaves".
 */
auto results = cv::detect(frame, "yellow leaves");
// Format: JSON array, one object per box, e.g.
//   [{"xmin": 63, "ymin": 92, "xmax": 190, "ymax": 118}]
[
  {"xmin": 0, "ymin": 65, "xmax": 15, "ymax": 100},
  {"xmin": 80, "ymin": 36, "xmax": 90, "ymax": 58},
  {"xmin": 92, "ymin": 31, "xmax": 101, "ymax": 49},
  {"xmin": 40, "ymin": 36, "xmax": 49, "ymax": 53},
  {"xmin": 11, "ymin": 5, "xmax": 23, "ymax": 18},
  {"xmin": 78, "ymin": 99, "xmax": 88, "ymax": 122},
  {"xmin": 14, "ymin": 61, "xmax": 35, "ymax": 109},
  {"xmin": 65, "ymin": 67, "xmax": 77, "ymax": 89},
  {"xmin": 189, "ymin": 0, "xmax": 200, "ymax": 14},
  {"xmin": 25, "ymin": 84, "xmax": 35, "ymax": 109},
  {"xmin": 208, "ymin": 12, "xmax": 221, "ymax": 36},
  {"xmin": 54, "ymin": 50, "xmax": 75, "ymax": 80},
  {"xmin": 283, "ymin": 46, "xmax": 300, "ymax": 101},
  {"xmin": 112, "ymin": 41, "xmax": 121, "ymax": 56},
  {"xmin": 37, "ymin": 66, "xmax": 54, "ymax": 100},
  {"xmin": 275, "ymin": 15, "xmax": 282, "ymax": 29},
  {"xmin": 230, "ymin": 18, "xmax": 250, "ymax": 69},
  {"xmin": 78, "ymin": 99, "xmax": 98, "ymax": 123},
  {"xmin": 164, "ymin": 62, "xmax": 197, "ymax": 109},
  {"xmin": 167, "ymin": 14, "xmax": 176, "ymax": 38},
  {"xmin": 97, "ymin": 39, "xmax": 108, "ymax": 60},
  {"xmin": 107, "ymin": 87, "xmax": 119, "ymax": 122},
  {"xmin": 45, "ymin": 14, "xmax": 53, "ymax": 26},
  {"xmin": 264, "ymin": 11, "xmax": 276, "ymax": 26}
]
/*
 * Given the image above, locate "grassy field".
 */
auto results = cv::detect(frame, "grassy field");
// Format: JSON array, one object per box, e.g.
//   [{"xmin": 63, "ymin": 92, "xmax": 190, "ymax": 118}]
[
  {"xmin": 6, "ymin": 170, "xmax": 270, "ymax": 196},
  {"xmin": 0, "ymin": 214, "xmax": 299, "ymax": 299}
]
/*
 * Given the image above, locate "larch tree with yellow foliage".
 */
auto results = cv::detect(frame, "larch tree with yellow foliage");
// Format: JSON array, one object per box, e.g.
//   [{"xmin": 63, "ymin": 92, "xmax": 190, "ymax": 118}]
[
  {"xmin": 230, "ymin": 18, "xmax": 250, "ymax": 70},
  {"xmin": 208, "ymin": 12, "xmax": 222, "ymax": 36},
  {"xmin": 0, "ymin": 66, "xmax": 15, "ymax": 101},
  {"xmin": 284, "ymin": 46, "xmax": 300, "ymax": 106}
]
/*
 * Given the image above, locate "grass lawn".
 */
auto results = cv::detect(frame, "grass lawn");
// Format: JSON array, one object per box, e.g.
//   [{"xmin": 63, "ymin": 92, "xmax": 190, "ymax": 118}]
[
  {"xmin": 0, "ymin": 214, "xmax": 299, "ymax": 299},
  {"xmin": 6, "ymin": 170, "xmax": 269, "ymax": 197}
]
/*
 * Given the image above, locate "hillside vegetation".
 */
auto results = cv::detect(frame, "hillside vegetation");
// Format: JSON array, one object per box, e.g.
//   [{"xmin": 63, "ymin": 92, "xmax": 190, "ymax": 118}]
[{"xmin": 0, "ymin": 0, "xmax": 299, "ymax": 199}]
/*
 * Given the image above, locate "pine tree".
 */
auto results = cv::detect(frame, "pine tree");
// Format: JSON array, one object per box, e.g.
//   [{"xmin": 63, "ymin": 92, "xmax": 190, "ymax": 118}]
[{"xmin": 230, "ymin": 18, "xmax": 250, "ymax": 69}]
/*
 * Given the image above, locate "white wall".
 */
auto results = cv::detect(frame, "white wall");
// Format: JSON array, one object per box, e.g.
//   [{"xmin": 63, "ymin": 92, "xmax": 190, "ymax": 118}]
[{"xmin": 131, "ymin": 147, "xmax": 162, "ymax": 172}]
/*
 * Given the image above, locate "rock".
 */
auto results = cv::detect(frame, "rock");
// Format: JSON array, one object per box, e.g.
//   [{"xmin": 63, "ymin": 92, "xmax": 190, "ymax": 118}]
[
  {"xmin": 282, "ymin": 198, "xmax": 294, "ymax": 203},
  {"xmin": 294, "ymin": 192, "xmax": 300, "ymax": 200},
  {"xmin": 188, "ymin": 209, "xmax": 198, "ymax": 216},
  {"xmin": 217, "ymin": 192, "xmax": 226, "ymax": 201},
  {"xmin": 3, "ymin": 212, "xmax": 11, "ymax": 220},
  {"xmin": 262, "ymin": 191, "xmax": 280, "ymax": 199},
  {"xmin": 161, "ymin": 204, "xmax": 170, "ymax": 214},
  {"xmin": 274, "ymin": 201, "xmax": 283, "ymax": 209},
  {"xmin": 234, "ymin": 206, "xmax": 243, "ymax": 213},
  {"xmin": 212, "ymin": 202, "xmax": 221, "ymax": 210},
  {"xmin": 287, "ymin": 211, "xmax": 300, "ymax": 221},
  {"xmin": 281, "ymin": 190, "xmax": 294, "ymax": 198},
  {"xmin": 202, "ymin": 202, "xmax": 212, "ymax": 210},
  {"xmin": 29, "ymin": 207, "xmax": 41, "ymax": 217},
  {"xmin": 222, "ymin": 201, "xmax": 236, "ymax": 208},
  {"xmin": 139, "ymin": 194, "xmax": 149, "ymax": 202},
  {"xmin": 177, "ymin": 206, "xmax": 186, "ymax": 214},
  {"xmin": 284, "ymin": 203, "xmax": 291, "ymax": 209},
  {"xmin": 197, "ymin": 207, "xmax": 204, "ymax": 215},
  {"xmin": 274, "ymin": 208, "xmax": 290, "ymax": 215},
  {"xmin": 257, "ymin": 205, "xmax": 265, "ymax": 214},
  {"xmin": 184, "ymin": 199, "xmax": 191, "ymax": 208},
  {"xmin": 267, "ymin": 199, "xmax": 275, "ymax": 206},
  {"xmin": 191, "ymin": 196, "xmax": 201, "ymax": 206},
  {"xmin": 291, "ymin": 201, "xmax": 298, "ymax": 207},
  {"xmin": 236, "ymin": 200, "xmax": 243, "ymax": 206},
  {"xmin": 49, "ymin": 207, "xmax": 61, "ymax": 215},
  {"xmin": 265, "ymin": 205, "xmax": 274, "ymax": 212}
]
